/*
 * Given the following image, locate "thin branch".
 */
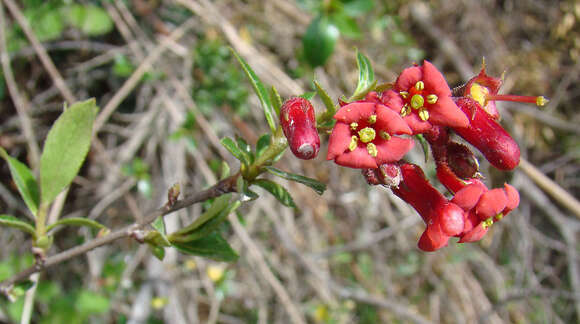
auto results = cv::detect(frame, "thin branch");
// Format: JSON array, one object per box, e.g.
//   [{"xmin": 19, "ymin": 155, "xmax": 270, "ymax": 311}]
[{"xmin": 0, "ymin": 174, "xmax": 239, "ymax": 293}]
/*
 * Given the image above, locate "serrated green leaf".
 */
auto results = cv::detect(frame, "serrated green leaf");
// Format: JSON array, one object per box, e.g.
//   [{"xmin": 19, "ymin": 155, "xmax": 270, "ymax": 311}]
[
  {"xmin": 0, "ymin": 148, "xmax": 40, "ymax": 216},
  {"xmin": 298, "ymin": 91, "xmax": 316, "ymax": 101},
  {"xmin": 255, "ymin": 134, "xmax": 271, "ymax": 158},
  {"xmin": 172, "ymin": 232, "xmax": 239, "ymax": 262},
  {"xmin": 253, "ymin": 179, "xmax": 296, "ymax": 208},
  {"xmin": 314, "ymin": 80, "xmax": 336, "ymax": 123},
  {"xmin": 350, "ymin": 50, "xmax": 376, "ymax": 101},
  {"xmin": 220, "ymin": 137, "xmax": 249, "ymax": 165},
  {"xmin": 303, "ymin": 16, "xmax": 339, "ymax": 67},
  {"xmin": 231, "ymin": 50, "xmax": 277, "ymax": 133},
  {"xmin": 265, "ymin": 167, "xmax": 326, "ymax": 195},
  {"xmin": 39, "ymin": 99, "xmax": 98, "ymax": 204},
  {"xmin": 0, "ymin": 215, "xmax": 36, "ymax": 238},
  {"xmin": 269, "ymin": 86, "xmax": 283, "ymax": 115},
  {"xmin": 45, "ymin": 217, "xmax": 107, "ymax": 233}
]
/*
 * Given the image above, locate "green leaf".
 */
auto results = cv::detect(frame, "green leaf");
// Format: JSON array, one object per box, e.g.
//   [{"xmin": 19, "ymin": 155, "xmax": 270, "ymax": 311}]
[
  {"xmin": 269, "ymin": 86, "xmax": 283, "ymax": 115},
  {"xmin": 46, "ymin": 217, "xmax": 107, "ymax": 233},
  {"xmin": 330, "ymin": 13, "xmax": 362, "ymax": 39},
  {"xmin": 265, "ymin": 167, "xmax": 326, "ymax": 195},
  {"xmin": 64, "ymin": 5, "xmax": 114, "ymax": 36},
  {"xmin": 172, "ymin": 232, "xmax": 239, "ymax": 262},
  {"xmin": 76, "ymin": 290, "xmax": 110, "ymax": 315},
  {"xmin": 415, "ymin": 134, "xmax": 430, "ymax": 163},
  {"xmin": 255, "ymin": 134, "xmax": 271, "ymax": 158},
  {"xmin": 220, "ymin": 137, "xmax": 249, "ymax": 165},
  {"xmin": 303, "ymin": 16, "xmax": 340, "ymax": 67},
  {"xmin": 350, "ymin": 50, "xmax": 376, "ymax": 101},
  {"xmin": 39, "ymin": 99, "xmax": 98, "ymax": 205},
  {"xmin": 0, "ymin": 215, "xmax": 36, "ymax": 238},
  {"xmin": 25, "ymin": 9, "xmax": 64, "ymax": 42},
  {"xmin": 220, "ymin": 161, "xmax": 231, "ymax": 180},
  {"xmin": 150, "ymin": 245, "xmax": 165, "ymax": 261},
  {"xmin": 171, "ymin": 194, "xmax": 232, "ymax": 238},
  {"xmin": 253, "ymin": 179, "xmax": 296, "ymax": 208},
  {"xmin": 236, "ymin": 135, "xmax": 254, "ymax": 164},
  {"xmin": 231, "ymin": 49, "xmax": 277, "ymax": 133},
  {"xmin": 0, "ymin": 147, "xmax": 40, "ymax": 216},
  {"xmin": 298, "ymin": 91, "xmax": 316, "ymax": 101},
  {"xmin": 342, "ymin": 0, "xmax": 374, "ymax": 17},
  {"xmin": 236, "ymin": 176, "xmax": 259, "ymax": 202},
  {"xmin": 314, "ymin": 80, "xmax": 336, "ymax": 122}
]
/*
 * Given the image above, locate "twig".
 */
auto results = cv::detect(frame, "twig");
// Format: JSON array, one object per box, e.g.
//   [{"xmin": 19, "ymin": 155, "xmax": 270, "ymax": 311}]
[
  {"xmin": 0, "ymin": 174, "xmax": 239, "ymax": 293},
  {"xmin": 228, "ymin": 213, "xmax": 307, "ymax": 324},
  {"xmin": 519, "ymin": 158, "xmax": 580, "ymax": 219},
  {"xmin": 2, "ymin": 0, "xmax": 76, "ymax": 103}
]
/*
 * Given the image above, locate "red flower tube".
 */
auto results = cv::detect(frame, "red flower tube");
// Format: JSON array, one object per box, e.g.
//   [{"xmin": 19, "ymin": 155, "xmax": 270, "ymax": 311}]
[{"xmin": 280, "ymin": 97, "xmax": 320, "ymax": 160}]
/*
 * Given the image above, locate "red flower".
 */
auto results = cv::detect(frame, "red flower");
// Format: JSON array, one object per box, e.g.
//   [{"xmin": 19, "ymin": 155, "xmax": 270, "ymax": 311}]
[
  {"xmin": 280, "ymin": 97, "xmax": 320, "ymax": 160},
  {"xmin": 384, "ymin": 60, "xmax": 469, "ymax": 134},
  {"xmin": 455, "ymin": 63, "xmax": 548, "ymax": 120},
  {"xmin": 327, "ymin": 102, "xmax": 414, "ymax": 169},
  {"xmin": 453, "ymin": 98, "xmax": 520, "ymax": 170},
  {"xmin": 451, "ymin": 180, "xmax": 520, "ymax": 243}
]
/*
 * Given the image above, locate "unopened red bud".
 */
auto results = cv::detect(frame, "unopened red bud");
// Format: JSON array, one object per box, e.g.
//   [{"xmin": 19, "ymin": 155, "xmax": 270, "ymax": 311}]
[
  {"xmin": 454, "ymin": 98, "xmax": 520, "ymax": 170},
  {"xmin": 280, "ymin": 97, "xmax": 320, "ymax": 160}
]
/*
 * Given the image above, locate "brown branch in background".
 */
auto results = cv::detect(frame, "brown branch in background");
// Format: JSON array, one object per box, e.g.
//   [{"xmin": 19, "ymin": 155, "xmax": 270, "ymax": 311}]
[{"xmin": 0, "ymin": 173, "xmax": 239, "ymax": 293}]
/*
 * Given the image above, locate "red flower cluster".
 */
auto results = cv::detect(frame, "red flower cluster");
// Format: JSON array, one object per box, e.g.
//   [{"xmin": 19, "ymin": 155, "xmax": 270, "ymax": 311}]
[{"xmin": 331, "ymin": 60, "xmax": 546, "ymax": 251}]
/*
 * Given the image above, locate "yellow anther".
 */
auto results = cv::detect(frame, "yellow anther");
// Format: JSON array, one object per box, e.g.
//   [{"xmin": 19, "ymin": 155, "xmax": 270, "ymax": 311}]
[
  {"xmin": 495, "ymin": 213, "xmax": 504, "ymax": 220},
  {"xmin": 350, "ymin": 122, "xmax": 358, "ymax": 130},
  {"xmin": 426, "ymin": 94, "xmax": 438, "ymax": 104},
  {"xmin": 368, "ymin": 114, "xmax": 377, "ymax": 124},
  {"xmin": 410, "ymin": 94, "xmax": 424, "ymax": 110},
  {"xmin": 418, "ymin": 108, "xmax": 430, "ymax": 121},
  {"xmin": 379, "ymin": 130, "xmax": 391, "ymax": 140},
  {"xmin": 536, "ymin": 96, "xmax": 548, "ymax": 106},
  {"xmin": 349, "ymin": 136, "xmax": 358, "ymax": 151},
  {"xmin": 469, "ymin": 83, "xmax": 489, "ymax": 107},
  {"xmin": 415, "ymin": 81, "xmax": 425, "ymax": 91},
  {"xmin": 401, "ymin": 104, "xmax": 411, "ymax": 117},
  {"xmin": 399, "ymin": 91, "xmax": 409, "ymax": 99},
  {"xmin": 482, "ymin": 218, "xmax": 494, "ymax": 229},
  {"xmin": 358, "ymin": 127, "xmax": 376, "ymax": 143},
  {"xmin": 366, "ymin": 143, "xmax": 378, "ymax": 157}
]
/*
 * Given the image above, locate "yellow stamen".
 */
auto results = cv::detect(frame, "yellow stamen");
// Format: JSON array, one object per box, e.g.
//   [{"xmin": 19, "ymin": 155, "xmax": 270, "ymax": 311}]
[
  {"xmin": 418, "ymin": 108, "xmax": 429, "ymax": 121},
  {"xmin": 495, "ymin": 213, "xmax": 504, "ymax": 220},
  {"xmin": 349, "ymin": 136, "xmax": 358, "ymax": 151},
  {"xmin": 379, "ymin": 131, "xmax": 391, "ymax": 140},
  {"xmin": 399, "ymin": 91, "xmax": 409, "ymax": 99},
  {"xmin": 426, "ymin": 94, "xmax": 438, "ymax": 104},
  {"xmin": 482, "ymin": 218, "xmax": 494, "ymax": 229},
  {"xmin": 350, "ymin": 122, "xmax": 358, "ymax": 130},
  {"xmin": 415, "ymin": 81, "xmax": 424, "ymax": 91},
  {"xmin": 366, "ymin": 143, "xmax": 378, "ymax": 157},
  {"xmin": 401, "ymin": 104, "xmax": 411, "ymax": 117},
  {"xmin": 411, "ymin": 94, "xmax": 424, "ymax": 110},
  {"xmin": 469, "ymin": 82, "xmax": 489, "ymax": 107},
  {"xmin": 358, "ymin": 127, "xmax": 376, "ymax": 143},
  {"xmin": 536, "ymin": 96, "xmax": 548, "ymax": 106},
  {"xmin": 368, "ymin": 115, "xmax": 377, "ymax": 124}
]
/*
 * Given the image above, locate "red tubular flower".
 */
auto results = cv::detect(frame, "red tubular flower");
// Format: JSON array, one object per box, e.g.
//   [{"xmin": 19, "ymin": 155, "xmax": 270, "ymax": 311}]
[
  {"xmin": 327, "ymin": 102, "xmax": 414, "ymax": 169},
  {"xmin": 454, "ymin": 98, "xmax": 520, "ymax": 170},
  {"xmin": 280, "ymin": 97, "xmax": 320, "ymax": 160},
  {"xmin": 383, "ymin": 60, "xmax": 469, "ymax": 134},
  {"xmin": 391, "ymin": 163, "xmax": 465, "ymax": 251},
  {"xmin": 451, "ymin": 181, "xmax": 520, "ymax": 243},
  {"xmin": 455, "ymin": 63, "xmax": 548, "ymax": 120}
]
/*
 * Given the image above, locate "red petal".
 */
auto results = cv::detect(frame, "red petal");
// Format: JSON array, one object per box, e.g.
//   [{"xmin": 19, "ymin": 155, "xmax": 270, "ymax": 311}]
[
  {"xmin": 403, "ymin": 114, "xmax": 432, "ymax": 134},
  {"xmin": 381, "ymin": 89, "xmax": 404, "ymax": 109},
  {"xmin": 503, "ymin": 183, "xmax": 520, "ymax": 214},
  {"xmin": 439, "ymin": 203, "xmax": 466, "ymax": 236},
  {"xmin": 476, "ymin": 188, "xmax": 507, "ymax": 221},
  {"xmin": 395, "ymin": 66, "xmax": 422, "ymax": 92},
  {"xmin": 428, "ymin": 96, "xmax": 470, "ymax": 128},
  {"xmin": 461, "ymin": 211, "xmax": 479, "ymax": 234},
  {"xmin": 326, "ymin": 123, "xmax": 352, "ymax": 160},
  {"xmin": 418, "ymin": 223, "xmax": 450, "ymax": 252},
  {"xmin": 422, "ymin": 61, "xmax": 452, "ymax": 96},
  {"xmin": 375, "ymin": 104, "xmax": 412, "ymax": 135},
  {"xmin": 334, "ymin": 102, "xmax": 375, "ymax": 124},
  {"xmin": 375, "ymin": 137, "xmax": 414, "ymax": 164},
  {"xmin": 458, "ymin": 223, "xmax": 488, "ymax": 243},
  {"xmin": 335, "ymin": 147, "xmax": 378, "ymax": 169},
  {"xmin": 451, "ymin": 182, "xmax": 487, "ymax": 210}
]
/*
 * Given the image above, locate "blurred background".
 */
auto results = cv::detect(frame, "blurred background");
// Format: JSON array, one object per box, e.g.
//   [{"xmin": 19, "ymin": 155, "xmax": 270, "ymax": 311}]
[{"xmin": 0, "ymin": 0, "xmax": 579, "ymax": 323}]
